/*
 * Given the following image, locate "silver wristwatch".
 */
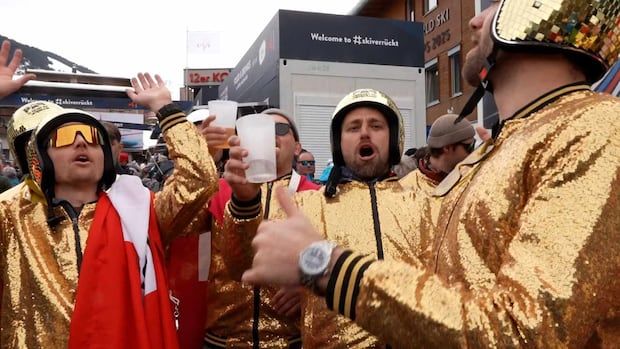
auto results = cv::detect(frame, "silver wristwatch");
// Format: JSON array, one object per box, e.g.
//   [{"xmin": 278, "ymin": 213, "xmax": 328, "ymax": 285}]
[{"xmin": 299, "ymin": 240, "xmax": 337, "ymax": 290}]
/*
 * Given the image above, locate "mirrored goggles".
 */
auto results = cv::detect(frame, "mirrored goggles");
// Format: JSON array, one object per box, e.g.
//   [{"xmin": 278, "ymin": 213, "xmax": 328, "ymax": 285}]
[{"xmin": 49, "ymin": 124, "xmax": 103, "ymax": 148}]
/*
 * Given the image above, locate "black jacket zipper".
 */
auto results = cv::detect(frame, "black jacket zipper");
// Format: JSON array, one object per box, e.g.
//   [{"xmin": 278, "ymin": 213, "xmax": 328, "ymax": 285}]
[
  {"xmin": 57, "ymin": 201, "xmax": 84, "ymax": 275},
  {"xmin": 252, "ymin": 181, "xmax": 274, "ymax": 348},
  {"xmin": 368, "ymin": 182, "xmax": 385, "ymax": 260},
  {"xmin": 368, "ymin": 182, "xmax": 391, "ymax": 349}
]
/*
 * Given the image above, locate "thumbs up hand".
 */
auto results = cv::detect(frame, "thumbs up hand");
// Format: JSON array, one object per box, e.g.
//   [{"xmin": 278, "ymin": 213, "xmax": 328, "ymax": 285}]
[{"xmin": 241, "ymin": 186, "xmax": 323, "ymax": 286}]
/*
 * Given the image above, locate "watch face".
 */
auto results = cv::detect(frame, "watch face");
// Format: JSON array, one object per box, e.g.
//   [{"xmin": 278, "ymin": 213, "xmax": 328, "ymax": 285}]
[{"xmin": 301, "ymin": 246, "xmax": 329, "ymax": 276}]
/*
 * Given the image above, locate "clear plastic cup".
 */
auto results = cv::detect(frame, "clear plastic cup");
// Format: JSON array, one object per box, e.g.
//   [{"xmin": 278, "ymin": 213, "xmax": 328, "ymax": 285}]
[
  {"xmin": 207, "ymin": 100, "xmax": 238, "ymax": 149},
  {"xmin": 236, "ymin": 114, "xmax": 277, "ymax": 183}
]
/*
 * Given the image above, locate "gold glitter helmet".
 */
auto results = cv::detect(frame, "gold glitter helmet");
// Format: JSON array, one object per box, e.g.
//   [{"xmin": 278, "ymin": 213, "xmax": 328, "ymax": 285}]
[
  {"xmin": 459, "ymin": 0, "xmax": 620, "ymax": 119},
  {"xmin": 8, "ymin": 101, "xmax": 64, "ymax": 176},
  {"xmin": 330, "ymin": 88, "xmax": 405, "ymax": 168},
  {"xmin": 493, "ymin": 0, "xmax": 620, "ymax": 84}
]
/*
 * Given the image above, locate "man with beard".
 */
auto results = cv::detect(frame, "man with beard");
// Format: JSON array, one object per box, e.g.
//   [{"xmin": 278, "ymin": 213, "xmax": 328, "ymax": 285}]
[
  {"xmin": 222, "ymin": 89, "xmax": 427, "ymax": 348},
  {"xmin": 202, "ymin": 108, "xmax": 319, "ymax": 349},
  {"xmin": 238, "ymin": 0, "xmax": 620, "ymax": 347}
]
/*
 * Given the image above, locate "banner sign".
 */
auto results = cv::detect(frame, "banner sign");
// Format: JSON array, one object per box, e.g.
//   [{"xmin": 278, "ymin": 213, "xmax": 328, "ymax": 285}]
[{"xmin": 184, "ymin": 68, "xmax": 231, "ymax": 87}]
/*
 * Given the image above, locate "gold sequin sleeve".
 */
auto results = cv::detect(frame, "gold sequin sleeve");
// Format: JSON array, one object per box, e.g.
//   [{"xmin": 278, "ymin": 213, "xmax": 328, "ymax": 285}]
[
  {"xmin": 327, "ymin": 109, "xmax": 620, "ymax": 348},
  {"xmin": 221, "ymin": 201, "xmax": 263, "ymax": 281},
  {"xmin": 154, "ymin": 118, "xmax": 218, "ymax": 243}
]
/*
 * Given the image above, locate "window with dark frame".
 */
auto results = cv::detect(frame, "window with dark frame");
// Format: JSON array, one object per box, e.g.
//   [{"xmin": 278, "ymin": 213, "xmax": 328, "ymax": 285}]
[
  {"xmin": 424, "ymin": 0, "xmax": 438, "ymax": 13},
  {"xmin": 425, "ymin": 62, "xmax": 440, "ymax": 106},
  {"xmin": 450, "ymin": 50, "xmax": 462, "ymax": 96}
]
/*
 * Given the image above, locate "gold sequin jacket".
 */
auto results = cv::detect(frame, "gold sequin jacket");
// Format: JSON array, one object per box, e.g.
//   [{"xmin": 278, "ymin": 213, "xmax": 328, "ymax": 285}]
[
  {"xmin": 205, "ymin": 175, "xmax": 319, "ymax": 349},
  {"xmin": 223, "ymin": 176, "xmax": 436, "ymax": 348},
  {"xmin": 0, "ymin": 116, "xmax": 218, "ymax": 348},
  {"xmin": 325, "ymin": 85, "xmax": 620, "ymax": 348}
]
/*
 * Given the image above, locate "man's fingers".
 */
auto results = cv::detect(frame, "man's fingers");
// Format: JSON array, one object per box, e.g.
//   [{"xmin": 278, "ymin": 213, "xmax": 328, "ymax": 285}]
[
  {"xmin": 223, "ymin": 171, "xmax": 248, "ymax": 185},
  {"xmin": 284, "ymin": 303, "xmax": 301, "ymax": 318},
  {"xmin": 7, "ymin": 48, "xmax": 23, "ymax": 72},
  {"xmin": 15, "ymin": 73, "xmax": 36, "ymax": 86},
  {"xmin": 272, "ymin": 289, "xmax": 285, "ymax": 305},
  {"xmin": 201, "ymin": 115, "xmax": 216, "ymax": 128},
  {"xmin": 138, "ymin": 73, "xmax": 149, "ymax": 89},
  {"xmin": 278, "ymin": 296, "xmax": 300, "ymax": 317},
  {"xmin": 228, "ymin": 135, "xmax": 241, "ymax": 148},
  {"xmin": 241, "ymin": 268, "xmax": 262, "ymax": 285},
  {"xmin": 154, "ymin": 74, "xmax": 165, "ymax": 86},
  {"xmin": 228, "ymin": 145, "xmax": 247, "ymax": 161},
  {"xmin": 272, "ymin": 288, "xmax": 297, "ymax": 309},
  {"xmin": 224, "ymin": 158, "xmax": 248, "ymax": 171},
  {"xmin": 130, "ymin": 77, "xmax": 143, "ymax": 93},
  {"xmin": 275, "ymin": 186, "xmax": 298, "ymax": 218},
  {"xmin": 145, "ymin": 73, "xmax": 157, "ymax": 87},
  {"xmin": 0, "ymin": 40, "xmax": 9, "ymax": 66}
]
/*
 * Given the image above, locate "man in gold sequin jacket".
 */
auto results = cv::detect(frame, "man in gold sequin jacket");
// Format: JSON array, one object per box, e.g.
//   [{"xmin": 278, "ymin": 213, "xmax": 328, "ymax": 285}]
[
  {"xmin": 239, "ymin": 0, "xmax": 620, "ymax": 348},
  {"xmin": 203, "ymin": 109, "xmax": 319, "ymax": 349},
  {"xmin": 0, "ymin": 73, "xmax": 219, "ymax": 348},
  {"xmin": 222, "ymin": 89, "xmax": 436, "ymax": 348}
]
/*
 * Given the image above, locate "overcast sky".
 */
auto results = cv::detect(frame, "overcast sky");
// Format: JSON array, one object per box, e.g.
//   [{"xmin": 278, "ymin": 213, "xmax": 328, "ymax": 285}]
[{"xmin": 2, "ymin": 0, "xmax": 360, "ymax": 99}]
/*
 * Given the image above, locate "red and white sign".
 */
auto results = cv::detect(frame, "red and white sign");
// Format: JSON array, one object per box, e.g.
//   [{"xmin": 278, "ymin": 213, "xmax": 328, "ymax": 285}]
[{"xmin": 184, "ymin": 68, "xmax": 231, "ymax": 87}]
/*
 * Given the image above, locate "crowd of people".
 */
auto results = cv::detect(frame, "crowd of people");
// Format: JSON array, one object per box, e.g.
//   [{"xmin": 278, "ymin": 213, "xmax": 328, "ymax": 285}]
[{"xmin": 0, "ymin": 0, "xmax": 619, "ymax": 348}]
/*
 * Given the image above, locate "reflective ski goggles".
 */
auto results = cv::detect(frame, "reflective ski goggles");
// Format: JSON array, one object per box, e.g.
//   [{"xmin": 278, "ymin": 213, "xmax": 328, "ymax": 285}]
[{"xmin": 49, "ymin": 124, "xmax": 104, "ymax": 148}]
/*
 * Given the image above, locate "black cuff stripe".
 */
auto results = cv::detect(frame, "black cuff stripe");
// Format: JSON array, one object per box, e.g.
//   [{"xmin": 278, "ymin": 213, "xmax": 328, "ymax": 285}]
[
  {"xmin": 231, "ymin": 192, "xmax": 261, "ymax": 207},
  {"xmin": 229, "ymin": 205, "xmax": 261, "ymax": 219},
  {"xmin": 231, "ymin": 201, "xmax": 261, "ymax": 211},
  {"xmin": 229, "ymin": 193, "xmax": 262, "ymax": 219},
  {"xmin": 337, "ymin": 254, "xmax": 365, "ymax": 315},
  {"xmin": 347, "ymin": 258, "xmax": 374, "ymax": 320},
  {"xmin": 326, "ymin": 250, "xmax": 353, "ymax": 311},
  {"xmin": 159, "ymin": 111, "xmax": 185, "ymax": 127},
  {"xmin": 160, "ymin": 118, "xmax": 187, "ymax": 134},
  {"xmin": 159, "ymin": 112, "xmax": 187, "ymax": 133}
]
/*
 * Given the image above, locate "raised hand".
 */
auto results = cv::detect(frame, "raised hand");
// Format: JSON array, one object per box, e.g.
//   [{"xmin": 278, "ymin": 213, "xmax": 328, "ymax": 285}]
[
  {"xmin": 0, "ymin": 40, "xmax": 36, "ymax": 99},
  {"xmin": 126, "ymin": 73, "xmax": 171, "ymax": 112},
  {"xmin": 198, "ymin": 115, "xmax": 229, "ymax": 157},
  {"xmin": 241, "ymin": 187, "xmax": 323, "ymax": 286}
]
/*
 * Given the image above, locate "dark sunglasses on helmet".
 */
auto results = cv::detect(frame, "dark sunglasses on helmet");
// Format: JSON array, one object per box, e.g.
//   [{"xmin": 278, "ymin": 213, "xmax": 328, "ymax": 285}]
[
  {"xmin": 297, "ymin": 160, "xmax": 315, "ymax": 166},
  {"xmin": 49, "ymin": 124, "xmax": 104, "ymax": 148},
  {"xmin": 275, "ymin": 122, "xmax": 292, "ymax": 136}
]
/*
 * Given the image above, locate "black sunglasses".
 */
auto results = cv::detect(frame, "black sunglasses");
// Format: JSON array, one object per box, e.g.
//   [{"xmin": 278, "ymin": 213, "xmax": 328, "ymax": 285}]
[
  {"xmin": 275, "ymin": 122, "xmax": 291, "ymax": 136},
  {"xmin": 297, "ymin": 160, "xmax": 315, "ymax": 166}
]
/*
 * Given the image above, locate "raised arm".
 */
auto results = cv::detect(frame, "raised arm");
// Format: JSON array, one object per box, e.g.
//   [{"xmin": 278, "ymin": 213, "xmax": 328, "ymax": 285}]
[
  {"xmin": 215, "ymin": 135, "xmax": 263, "ymax": 280},
  {"xmin": 126, "ymin": 73, "xmax": 218, "ymax": 241},
  {"xmin": 0, "ymin": 40, "xmax": 36, "ymax": 99}
]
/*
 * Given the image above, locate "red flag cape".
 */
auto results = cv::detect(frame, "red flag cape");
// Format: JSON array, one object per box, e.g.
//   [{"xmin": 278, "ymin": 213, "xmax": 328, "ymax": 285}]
[{"xmin": 69, "ymin": 192, "xmax": 179, "ymax": 349}]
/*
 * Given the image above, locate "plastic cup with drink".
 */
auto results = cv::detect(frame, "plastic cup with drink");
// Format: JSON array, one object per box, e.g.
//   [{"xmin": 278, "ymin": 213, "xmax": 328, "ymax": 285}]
[
  {"xmin": 207, "ymin": 100, "xmax": 238, "ymax": 149},
  {"xmin": 236, "ymin": 114, "xmax": 277, "ymax": 183}
]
